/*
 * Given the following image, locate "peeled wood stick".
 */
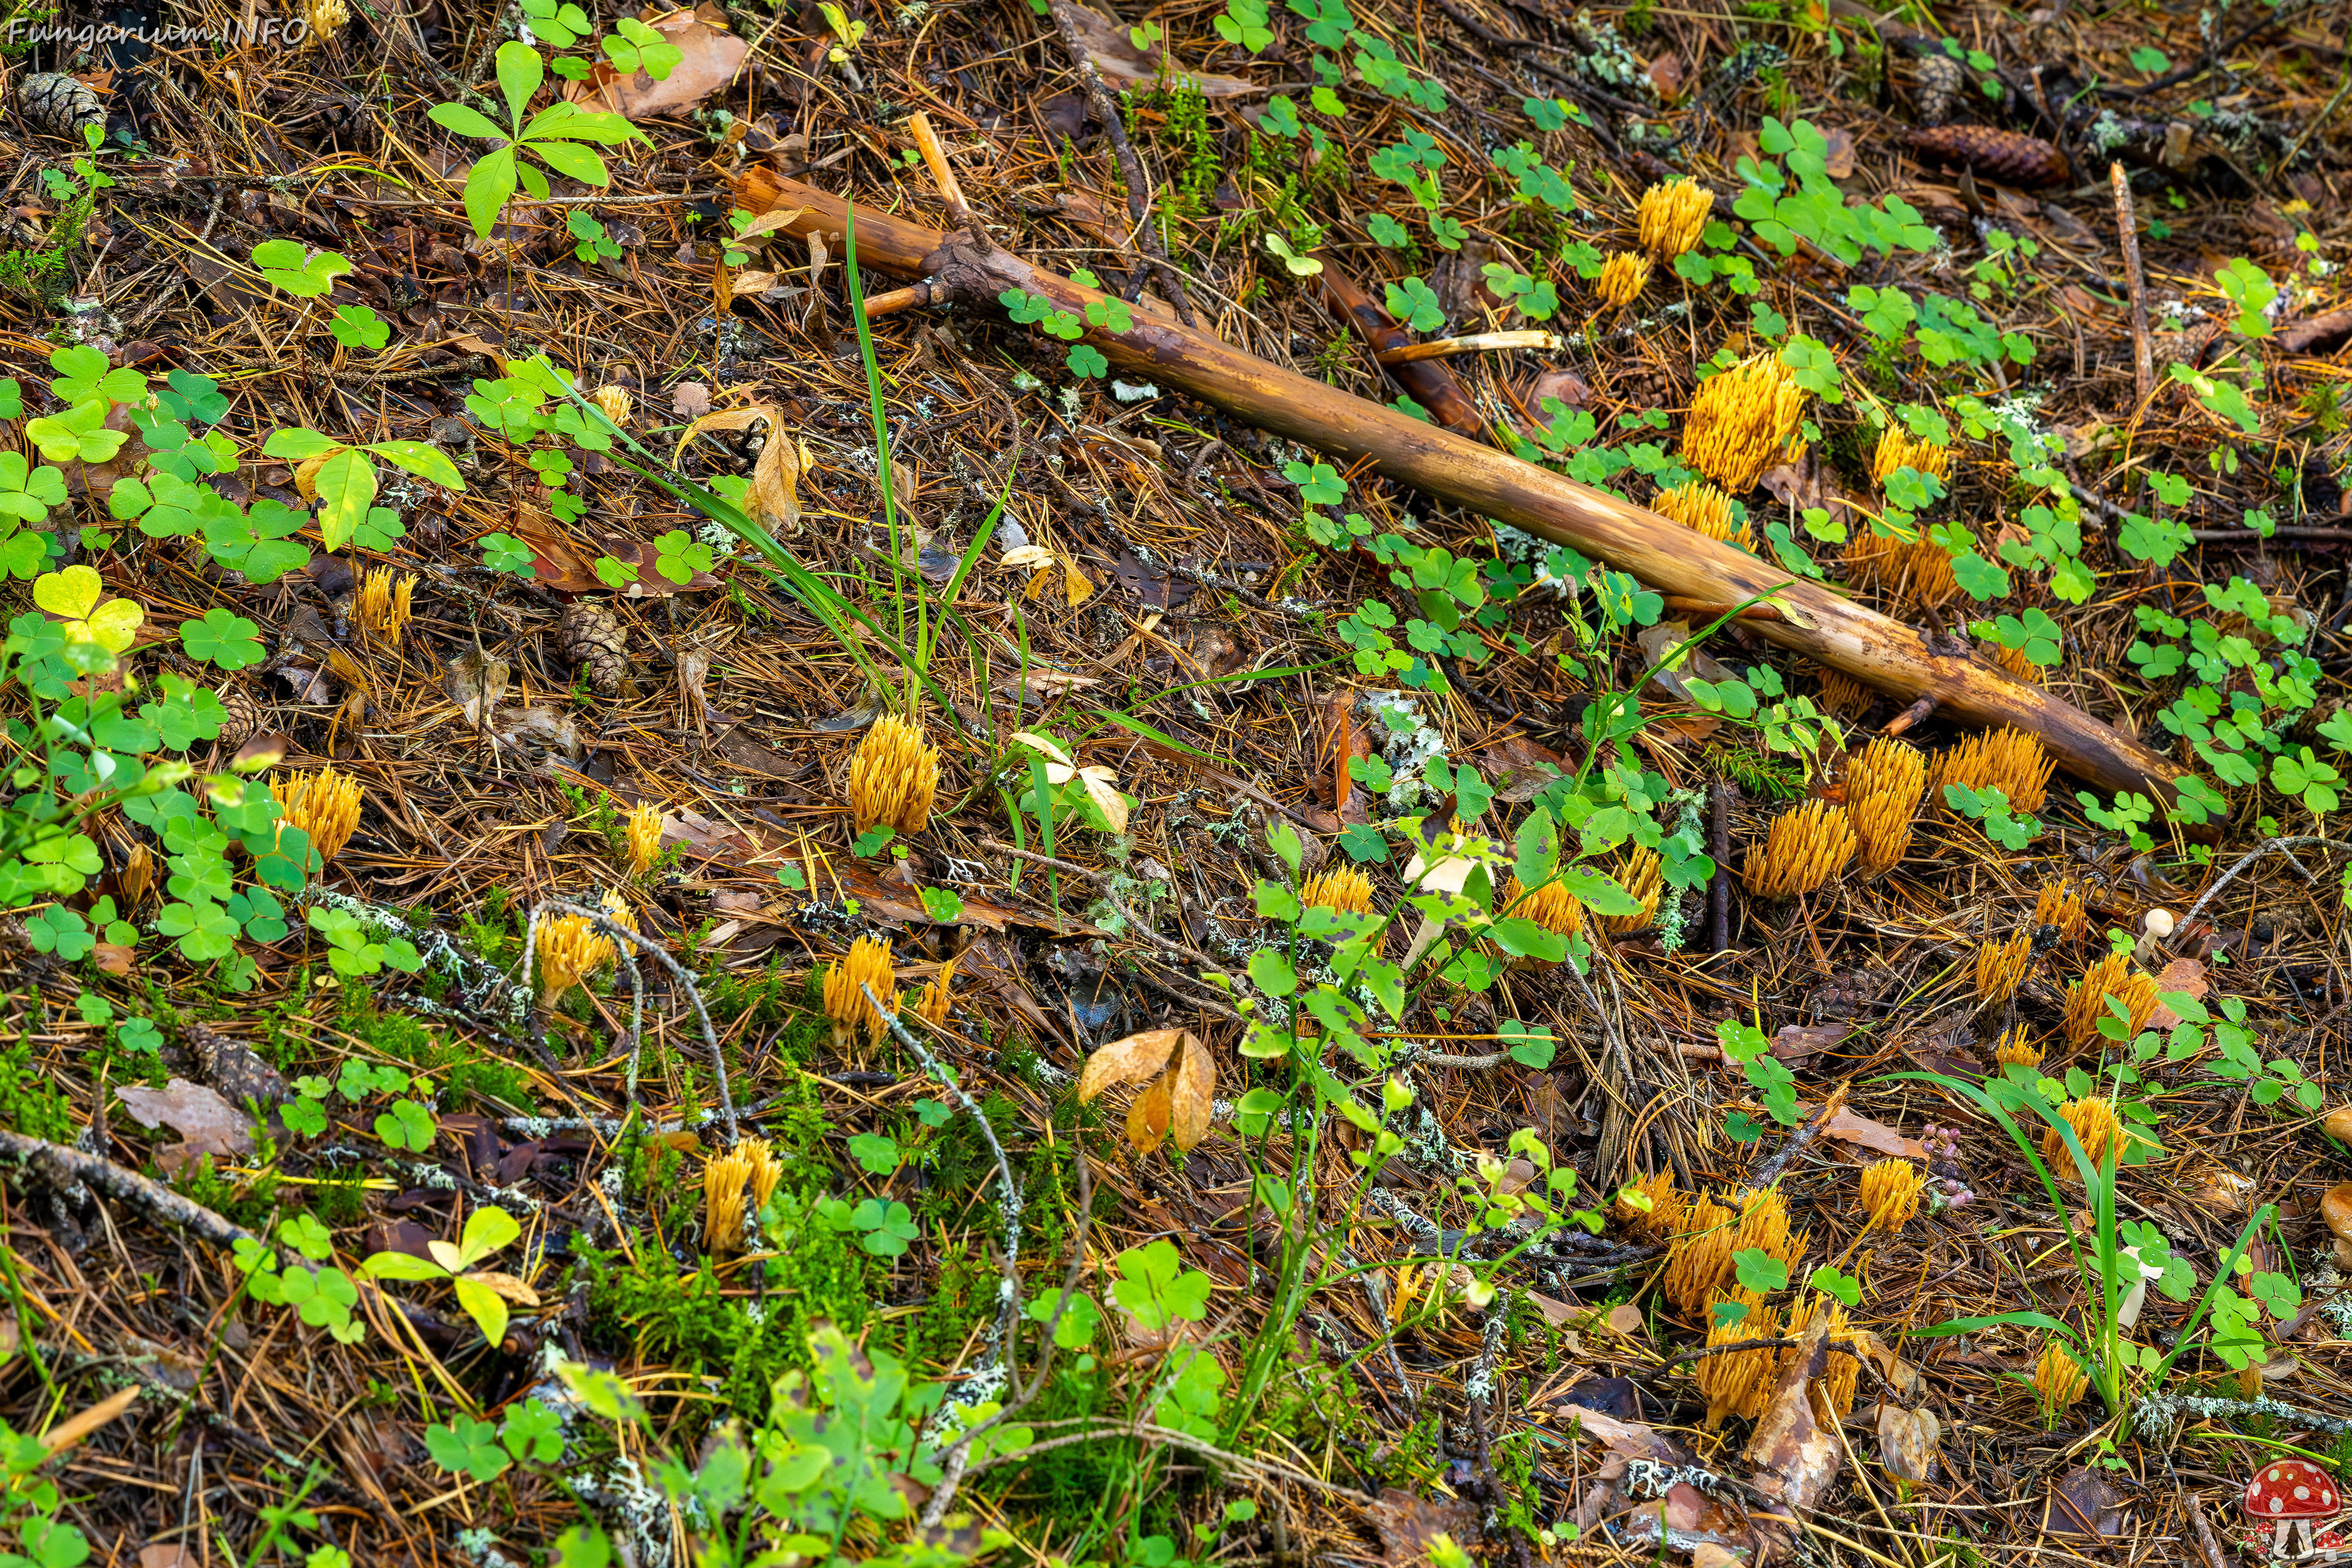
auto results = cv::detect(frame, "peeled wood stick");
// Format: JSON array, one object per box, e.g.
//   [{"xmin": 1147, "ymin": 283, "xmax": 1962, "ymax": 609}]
[
  {"xmin": 907, "ymin": 112, "xmax": 988, "ymax": 255},
  {"xmin": 1374, "ymin": 330, "xmax": 1564, "ymax": 364},
  {"xmin": 737, "ymin": 170, "xmax": 2193, "ymax": 809}
]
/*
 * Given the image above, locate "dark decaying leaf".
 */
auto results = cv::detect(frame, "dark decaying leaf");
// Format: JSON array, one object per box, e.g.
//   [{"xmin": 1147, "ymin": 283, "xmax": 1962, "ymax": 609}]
[
  {"xmin": 1366, "ymin": 1490, "xmax": 1485, "ymax": 1567},
  {"xmin": 2043, "ymin": 1466, "xmax": 2132, "ymax": 1537}
]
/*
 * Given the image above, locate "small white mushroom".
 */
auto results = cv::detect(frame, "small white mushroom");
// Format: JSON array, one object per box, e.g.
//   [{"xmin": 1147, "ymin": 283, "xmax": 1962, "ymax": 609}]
[{"xmin": 2135, "ymin": 907, "xmax": 2176, "ymax": 967}]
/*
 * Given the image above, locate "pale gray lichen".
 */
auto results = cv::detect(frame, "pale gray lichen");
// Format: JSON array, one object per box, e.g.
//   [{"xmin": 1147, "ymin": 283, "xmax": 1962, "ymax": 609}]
[{"xmin": 1359, "ymin": 690, "xmax": 1447, "ymax": 811}]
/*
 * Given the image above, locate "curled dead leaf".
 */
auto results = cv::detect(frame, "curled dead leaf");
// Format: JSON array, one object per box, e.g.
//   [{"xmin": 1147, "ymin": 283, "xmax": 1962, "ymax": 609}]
[
  {"xmin": 1875, "ymin": 1403, "xmax": 1941, "ymax": 1483},
  {"xmin": 1169, "ymin": 1031, "xmax": 1213, "ymax": 1152},
  {"xmin": 468, "ymin": 1270, "xmax": 542, "ymax": 1308},
  {"xmin": 1077, "ymin": 1028, "xmax": 1183, "ymax": 1100}
]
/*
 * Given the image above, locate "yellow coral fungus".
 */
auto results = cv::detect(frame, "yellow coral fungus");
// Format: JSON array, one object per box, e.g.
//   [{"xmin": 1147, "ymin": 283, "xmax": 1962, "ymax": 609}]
[
  {"xmin": 1298, "ymin": 865, "xmax": 1376, "ymax": 917},
  {"xmin": 1934, "ymin": 726, "xmax": 2056, "ymax": 815},
  {"xmin": 355, "ymin": 568, "xmax": 415, "ymax": 644},
  {"xmin": 1601, "ymin": 845, "xmax": 1663, "ymax": 935},
  {"xmin": 1613, "ymin": 1169, "xmax": 1685, "ymax": 1238},
  {"xmin": 625, "ymin": 803, "xmax": 664, "ymax": 878},
  {"xmin": 2043, "ymin": 1096, "xmax": 2124, "ymax": 1172},
  {"xmin": 1698, "ymin": 1296, "xmax": 1785, "ymax": 1427},
  {"xmin": 1847, "ymin": 737, "xmax": 1925, "ymax": 877},
  {"xmin": 1816, "ymin": 667, "xmax": 1872, "ymax": 718},
  {"xmin": 1665, "ymin": 1193, "xmax": 1737, "ymax": 1316},
  {"xmin": 2034, "ymin": 1339, "xmax": 2089, "ymax": 1417},
  {"xmin": 1902, "ymin": 535, "xmax": 1962, "ymax": 609},
  {"xmin": 1995, "ymin": 1025, "xmax": 2045, "ymax": 1070},
  {"xmin": 1982, "ymin": 639, "xmax": 2038, "ymax": 682},
  {"xmin": 1681, "ymin": 352, "xmax": 1806, "ymax": 494},
  {"xmin": 1783, "ymin": 1295, "xmax": 1859, "ymax": 1420},
  {"xmin": 1743, "ymin": 800, "xmax": 1856, "ymax": 899},
  {"xmin": 1653, "ymin": 478, "xmax": 1752, "ymax": 549},
  {"xmin": 2062, "ymin": 954, "xmax": 2159, "ymax": 1049},
  {"xmin": 1730, "ymin": 1186, "xmax": 1794, "ymax": 1268},
  {"xmin": 1976, "ymin": 930, "xmax": 2032, "ymax": 1005},
  {"xmin": 1638, "ymin": 178, "xmax": 1713, "ymax": 262},
  {"xmin": 1500, "ymin": 875, "xmax": 1584, "ymax": 938},
  {"xmin": 1871, "ymin": 424, "xmax": 1954, "ymax": 488},
  {"xmin": 704, "ymin": 1138, "xmax": 782, "ymax": 1252},
  {"xmin": 1596, "ymin": 250, "xmax": 1652, "ymax": 308},
  {"xmin": 823, "ymin": 935, "xmax": 900, "ymax": 1052},
  {"xmin": 1859, "ymin": 1158, "xmax": 1927, "ymax": 1232},
  {"xmin": 2035, "ymin": 879, "xmax": 2087, "ymax": 944},
  {"xmin": 1845, "ymin": 524, "xmax": 1904, "ymax": 590},
  {"xmin": 535, "ymin": 914, "xmax": 612, "ymax": 1009},
  {"xmin": 272, "ymin": 766, "xmax": 366, "ymax": 865},
  {"xmin": 593, "ymin": 384, "xmax": 635, "ymax": 429},
  {"xmin": 913, "ymin": 957, "xmax": 957, "ymax": 1028},
  {"xmin": 846, "ymin": 715, "xmax": 940, "ymax": 836}
]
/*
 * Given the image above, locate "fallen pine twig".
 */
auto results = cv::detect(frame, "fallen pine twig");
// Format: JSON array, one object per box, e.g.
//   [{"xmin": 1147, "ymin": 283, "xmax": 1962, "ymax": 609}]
[{"xmin": 734, "ymin": 168, "xmax": 2198, "ymax": 811}]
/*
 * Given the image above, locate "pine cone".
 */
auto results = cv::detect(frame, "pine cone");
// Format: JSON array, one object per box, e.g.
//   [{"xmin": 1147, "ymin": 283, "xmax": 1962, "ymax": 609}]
[
  {"xmin": 216, "ymin": 685, "xmax": 262, "ymax": 751},
  {"xmin": 1904, "ymin": 124, "xmax": 2071, "ymax": 189},
  {"xmin": 557, "ymin": 601, "xmax": 630, "ymax": 696},
  {"xmin": 187, "ymin": 1022, "xmax": 288, "ymax": 1110},
  {"xmin": 18, "ymin": 74, "xmax": 103, "ymax": 141},
  {"xmin": 1912, "ymin": 53, "xmax": 1964, "ymax": 127}
]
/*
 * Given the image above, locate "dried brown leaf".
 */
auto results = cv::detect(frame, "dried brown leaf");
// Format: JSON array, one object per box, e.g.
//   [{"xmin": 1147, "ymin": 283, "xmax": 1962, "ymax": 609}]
[
  {"xmin": 1875, "ymin": 1403, "xmax": 1941, "ymax": 1482},
  {"xmin": 748, "ymin": 423, "xmax": 804, "ymax": 533},
  {"xmin": 116, "ymin": 1079, "xmax": 252, "ymax": 1172},
  {"xmin": 1079, "ymin": 1028, "xmax": 1182, "ymax": 1101},
  {"xmin": 1169, "ymin": 1033, "xmax": 1213, "ymax": 1152},
  {"xmin": 560, "ymin": 13, "xmax": 747, "ymax": 118}
]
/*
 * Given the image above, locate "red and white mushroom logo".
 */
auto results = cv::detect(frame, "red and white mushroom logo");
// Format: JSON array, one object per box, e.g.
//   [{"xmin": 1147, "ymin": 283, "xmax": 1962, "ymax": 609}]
[{"xmin": 2244, "ymin": 1460, "xmax": 2343, "ymax": 1559}]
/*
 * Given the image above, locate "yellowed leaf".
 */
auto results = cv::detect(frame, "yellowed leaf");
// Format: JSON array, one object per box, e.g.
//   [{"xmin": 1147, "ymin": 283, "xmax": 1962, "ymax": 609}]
[
  {"xmin": 748, "ymin": 421, "xmax": 802, "ymax": 533},
  {"xmin": 734, "ymin": 206, "xmax": 807, "ymax": 242},
  {"xmin": 292, "ymin": 451, "xmax": 330, "ymax": 503},
  {"xmin": 1001, "ymin": 545, "xmax": 1056, "ymax": 570},
  {"xmin": 1062, "ymin": 554, "xmax": 1095, "ymax": 606},
  {"xmin": 1009, "ymin": 731, "xmax": 1074, "ymax": 769},
  {"xmin": 1076, "ymin": 766, "xmax": 1129, "ymax": 835},
  {"xmin": 1078, "ymin": 1028, "xmax": 1182, "ymax": 1101},
  {"xmin": 1169, "ymin": 1032, "xmax": 1212, "ymax": 1151},
  {"xmin": 713, "ymin": 258, "xmax": 733, "ymax": 313},
  {"xmin": 1127, "ymin": 1072, "xmax": 1171, "ymax": 1154}
]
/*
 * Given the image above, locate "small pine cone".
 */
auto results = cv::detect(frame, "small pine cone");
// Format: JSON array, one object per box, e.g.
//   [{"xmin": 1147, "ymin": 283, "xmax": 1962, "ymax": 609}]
[
  {"xmin": 187, "ymin": 1022, "xmax": 289, "ymax": 1109},
  {"xmin": 557, "ymin": 601, "xmax": 630, "ymax": 696},
  {"xmin": 1904, "ymin": 124, "xmax": 2071, "ymax": 189},
  {"xmin": 216, "ymin": 685, "xmax": 262, "ymax": 751},
  {"xmin": 18, "ymin": 74, "xmax": 104, "ymax": 141},
  {"xmin": 1911, "ymin": 53, "xmax": 1963, "ymax": 127}
]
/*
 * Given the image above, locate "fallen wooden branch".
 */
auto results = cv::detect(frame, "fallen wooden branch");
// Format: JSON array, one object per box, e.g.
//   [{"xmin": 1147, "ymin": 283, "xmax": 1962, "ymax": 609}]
[{"xmin": 733, "ymin": 168, "xmax": 2193, "ymax": 809}]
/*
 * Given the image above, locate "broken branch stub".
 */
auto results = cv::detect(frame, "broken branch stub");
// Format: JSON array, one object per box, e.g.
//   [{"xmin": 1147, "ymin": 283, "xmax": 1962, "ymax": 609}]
[{"xmin": 736, "ymin": 169, "xmax": 2192, "ymax": 809}]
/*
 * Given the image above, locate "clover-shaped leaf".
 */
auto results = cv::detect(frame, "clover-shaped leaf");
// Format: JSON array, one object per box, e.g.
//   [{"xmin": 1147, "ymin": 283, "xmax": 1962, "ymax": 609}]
[
  {"xmin": 179, "ymin": 607, "xmax": 266, "ymax": 670},
  {"xmin": 48, "ymin": 344, "xmax": 147, "ymax": 405},
  {"xmin": 33, "ymin": 565, "xmax": 141, "ymax": 652},
  {"xmin": 328, "ymin": 304, "xmax": 391, "ymax": 351},
  {"xmin": 24, "ymin": 400, "xmax": 129, "ymax": 465},
  {"xmin": 251, "ymin": 239, "xmax": 353, "ymax": 299}
]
